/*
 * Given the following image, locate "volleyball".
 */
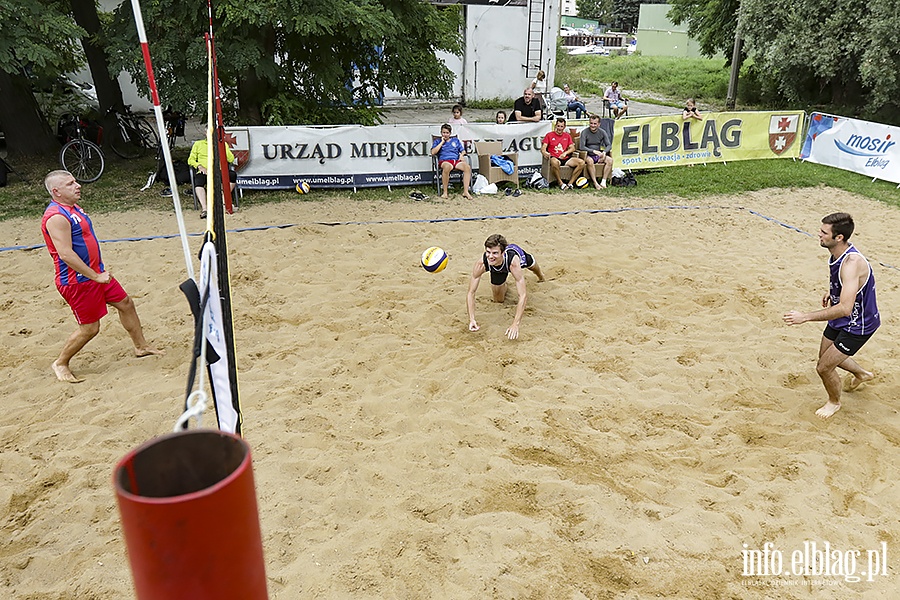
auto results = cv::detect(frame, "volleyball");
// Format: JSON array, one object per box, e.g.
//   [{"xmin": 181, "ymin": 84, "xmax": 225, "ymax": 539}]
[
  {"xmin": 421, "ymin": 246, "xmax": 449, "ymax": 273},
  {"xmin": 295, "ymin": 181, "xmax": 311, "ymax": 194},
  {"xmin": 574, "ymin": 176, "xmax": 589, "ymax": 189}
]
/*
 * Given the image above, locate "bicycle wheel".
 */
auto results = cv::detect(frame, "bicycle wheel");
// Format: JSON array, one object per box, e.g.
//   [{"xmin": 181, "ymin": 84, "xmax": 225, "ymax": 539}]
[
  {"xmin": 136, "ymin": 118, "xmax": 161, "ymax": 150},
  {"xmin": 60, "ymin": 139, "xmax": 105, "ymax": 183},
  {"xmin": 110, "ymin": 121, "xmax": 144, "ymax": 159}
]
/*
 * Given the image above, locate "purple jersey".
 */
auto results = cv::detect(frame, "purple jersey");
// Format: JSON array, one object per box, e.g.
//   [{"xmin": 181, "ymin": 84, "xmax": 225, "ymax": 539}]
[
  {"xmin": 828, "ymin": 245, "xmax": 880, "ymax": 335},
  {"xmin": 483, "ymin": 244, "xmax": 534, "ymax": 285}
]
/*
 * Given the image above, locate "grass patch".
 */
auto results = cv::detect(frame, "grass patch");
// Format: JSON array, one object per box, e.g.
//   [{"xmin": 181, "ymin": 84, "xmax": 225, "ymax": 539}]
[
  {"xmin": 466, "ymin": 97, "xmax": 516, "ymax": 110},
  {"xmin": 624, "ymin": 159, "xmax": 900, "ymax": 207},
  {"xmin": 556, "ymin": 52, "xmax": 729, "ymax": 106}
]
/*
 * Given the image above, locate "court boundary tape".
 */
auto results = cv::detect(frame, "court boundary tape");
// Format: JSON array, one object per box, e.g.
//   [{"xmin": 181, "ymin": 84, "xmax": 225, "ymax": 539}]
[{"xmin": 3, "ymin": 205, "xmax": 899, "ymax": 272}]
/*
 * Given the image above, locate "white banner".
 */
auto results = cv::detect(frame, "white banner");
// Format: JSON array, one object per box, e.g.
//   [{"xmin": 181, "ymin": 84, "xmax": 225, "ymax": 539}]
[
  {"xmin": 801, "ymin": 113, "xmax": 900, "ymax": 184},
  {"xmin": 226, "ymin": 122, "xmax": 561, "ymax": 189}
]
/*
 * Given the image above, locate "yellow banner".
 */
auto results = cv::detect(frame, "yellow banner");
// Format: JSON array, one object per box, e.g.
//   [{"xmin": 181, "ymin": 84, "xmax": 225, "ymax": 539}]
[{"xmin": 612, "ymin": 111, "xmax": 805, "ymax": 169}]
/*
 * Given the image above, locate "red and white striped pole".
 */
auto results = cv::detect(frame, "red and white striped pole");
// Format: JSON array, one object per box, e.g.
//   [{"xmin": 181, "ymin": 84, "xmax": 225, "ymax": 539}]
[{"xmin": 129, "ymin": 0, "xmax": 194, "ymax": 281}]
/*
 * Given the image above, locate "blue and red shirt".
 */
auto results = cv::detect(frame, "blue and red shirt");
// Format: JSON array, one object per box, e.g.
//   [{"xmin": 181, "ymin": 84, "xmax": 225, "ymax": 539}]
[
  {"xmin": 828, "ymin": 245, "xmax": 880, "ymax": 335},
  {"xmin": 41, "ymin": 201, "xmax": 103, "ymax": 286},
  {"xmin": 432, "ymin": 136, "xmax": 465, "ymax": 162}
]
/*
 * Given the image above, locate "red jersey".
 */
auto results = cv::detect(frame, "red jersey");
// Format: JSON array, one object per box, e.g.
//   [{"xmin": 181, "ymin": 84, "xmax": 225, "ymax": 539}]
[
  {"xmin": 542, "ymin": 131, "xmax": 574, "ymax": 159},
  {"xmin": 41, "ymin": 201, "xmax": 103, "ymax": 286}
]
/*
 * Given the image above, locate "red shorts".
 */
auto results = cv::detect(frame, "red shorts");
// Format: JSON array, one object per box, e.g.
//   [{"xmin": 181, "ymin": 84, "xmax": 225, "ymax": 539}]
[
  {"xmin": 439, "ymin": 159, "xmax": 462, "ymax": 169},
  {"xmin": 57, "ymin": 277, "xmax": 128, "ymax": 325}
]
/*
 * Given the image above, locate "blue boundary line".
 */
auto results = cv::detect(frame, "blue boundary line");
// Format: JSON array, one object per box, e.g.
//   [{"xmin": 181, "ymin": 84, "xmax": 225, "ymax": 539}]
[{"xmin": 4, "ymin": 205, "xmax": 899, "ymax": 272}]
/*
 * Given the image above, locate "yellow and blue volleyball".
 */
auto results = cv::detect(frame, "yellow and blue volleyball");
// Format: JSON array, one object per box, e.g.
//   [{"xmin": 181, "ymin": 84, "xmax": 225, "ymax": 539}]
[
  {"xmin": 421, "ymin": 246, "xmax": 449, "ymax": 273},
  {"xmin": 295, "ymin": 181, "xmax": 311, "ymax": 194},
  {"xmin": 574, "ymin": 176, "xmax": 589, "ymax": 189}
]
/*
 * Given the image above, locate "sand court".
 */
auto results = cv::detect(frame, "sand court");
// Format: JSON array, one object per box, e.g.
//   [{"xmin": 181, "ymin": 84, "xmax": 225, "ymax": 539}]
[{"xmin": 1, "ymin": 187, "xmax": 898, "ymax": 598}]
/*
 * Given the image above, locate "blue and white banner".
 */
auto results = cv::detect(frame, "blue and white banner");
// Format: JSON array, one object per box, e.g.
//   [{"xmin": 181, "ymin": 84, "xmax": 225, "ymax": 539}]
[
  {"xmin": 227, "ymin": 122, "xmax": 560, "ymax": 189},
  {"xmin": 801, "ymin": 113, "xmax": 900, "ymax": 184}
]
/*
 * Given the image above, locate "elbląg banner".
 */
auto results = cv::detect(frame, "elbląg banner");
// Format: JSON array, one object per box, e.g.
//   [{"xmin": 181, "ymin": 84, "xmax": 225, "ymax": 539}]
[{"xmin": 611, "ymin": 111, "xmax": 804, "ymax": 169}]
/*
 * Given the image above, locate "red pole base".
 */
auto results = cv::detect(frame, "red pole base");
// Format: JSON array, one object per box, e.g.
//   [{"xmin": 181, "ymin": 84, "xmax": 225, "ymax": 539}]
[{"xmin": 114, "ymin": 429, "xmax": 268, "ymax": 599}]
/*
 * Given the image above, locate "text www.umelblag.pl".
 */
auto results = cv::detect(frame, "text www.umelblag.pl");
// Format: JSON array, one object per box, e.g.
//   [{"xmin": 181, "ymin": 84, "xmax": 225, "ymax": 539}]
[{"xmin": 742, "ymin": 541, "xmax": 888, "ymax": 583}]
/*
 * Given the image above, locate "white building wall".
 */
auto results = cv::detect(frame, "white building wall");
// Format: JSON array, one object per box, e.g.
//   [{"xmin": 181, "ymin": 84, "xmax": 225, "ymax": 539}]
[
  {"xmin": 463, "ymin": 2, "xmax": 559, "ymax": 102},
  {"xmin": 561, "ymin": 0, "xmax": 578, "ymax": 17}
]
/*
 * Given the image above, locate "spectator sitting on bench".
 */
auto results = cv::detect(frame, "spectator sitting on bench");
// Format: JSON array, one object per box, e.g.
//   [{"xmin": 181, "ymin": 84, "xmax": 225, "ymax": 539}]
[
  {"xmin": 541, "ymin": 117, "xmax": 585, "ymax": 190},
  {"xmin": 188, "ymin": 138, "xmax": 236, "ymax": 219},
  {"xmin": 509, "ymin": 88, "xmax": 543, "ymax": 123},
  {"xmin": 431, "ymin": 123, "xmax": 473, "ymax": 200},
  {"xmin": 604, "ymin": 81, "xmax": 627, "ymax": 119}
]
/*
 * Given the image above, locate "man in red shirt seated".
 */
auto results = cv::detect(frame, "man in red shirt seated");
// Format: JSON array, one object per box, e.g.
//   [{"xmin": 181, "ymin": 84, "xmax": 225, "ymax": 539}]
[{"xmin": 541, "ymin": 118, "xmax": 585, "ymax": 190}]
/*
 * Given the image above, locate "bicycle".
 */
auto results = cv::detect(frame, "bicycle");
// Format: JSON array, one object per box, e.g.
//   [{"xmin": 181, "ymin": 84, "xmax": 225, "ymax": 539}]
[
  {"xmin": 58, "ymin": 114, "xmax": 105, "ymax": 184},
  {"xmin": 109, "ymin": 105, "xmax": 160, "ymax": 159}
]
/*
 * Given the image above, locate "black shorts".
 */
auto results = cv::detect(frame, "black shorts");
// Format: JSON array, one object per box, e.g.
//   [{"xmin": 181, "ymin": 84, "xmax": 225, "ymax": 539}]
[
  {"xmin": 823, "ymin": 325, "xmax": 873, "ymax": 356},
  {"xmin": 194, "ymin": 168, "xmax": 237, "ymax": 188}
]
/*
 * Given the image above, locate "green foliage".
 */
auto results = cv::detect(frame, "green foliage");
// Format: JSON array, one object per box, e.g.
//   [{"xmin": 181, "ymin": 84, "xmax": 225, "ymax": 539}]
[
  {"xmin": 556, "ymin": 52, "xmax": 729, "ymax": 104},
  {"xmin": 612, "ymin": 0, "xmax": 666, "ymax": 33},
  {"xmin": 668, "ymin": 0, "xmax": 900, "ymax": 122},
  {"xmin": 261, "ymin": 93, "xmax": 383, "ymax": 126},
  {"xmin": 577, "ymin": 0, "xmax": 614, "ymax": 24},
  {"xmin": 0, "ymin": 0, "xmax": 85, "ymax": 78},
  {"xmin": 465, "ymin": 97, "xmax": 516, "ymax": 110},
  {"xmin": 106, "ymin": 0, "xmax": 463, "ymax": 126},
  {"xmin": 667, "ymin": 0, "xmax": 740, "ymax": 59},
  {"xmin": 629, "ymin": 160, "xmax": 900, "ymax": 208}
]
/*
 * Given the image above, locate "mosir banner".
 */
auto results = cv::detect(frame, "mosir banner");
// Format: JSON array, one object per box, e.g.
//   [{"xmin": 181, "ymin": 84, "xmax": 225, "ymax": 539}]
[
  {"xmin": 225, "ymin": 122, "xmax": 552, "ymax": 190},
  {"xmin": 801, "ymin": 113, "xmax": 900, "ymax": 184},
  {"xmin": 612, "ymin": 111, "xmax": 805, "ymax": 169}
]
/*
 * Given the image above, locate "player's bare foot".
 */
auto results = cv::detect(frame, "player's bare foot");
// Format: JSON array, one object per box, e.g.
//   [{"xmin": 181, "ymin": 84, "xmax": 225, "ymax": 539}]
[
  {"xmin": 52, "ymin": 361, "xmax": 84, "ymax": 383},
  {"xmin": 135, "ymin": 346, "xmax": 165, "ymax": 358},
  {"xmin": 594, "ymin": 183, "xmax": 601, "ymax": 190},
  {"xmin": 440, "ymin": 194, "xmax": 449, "ymax": 199},
  {"xmin": 845, "ymin": 371, "xmax": 874, "ymax": 391},
  {"xmin": 463, "ymin": 193, "xmax": 473, "ymax": 200},
  {"xmin": 815, "ymin": 402, "xmax": 841, "ymax": 419}
]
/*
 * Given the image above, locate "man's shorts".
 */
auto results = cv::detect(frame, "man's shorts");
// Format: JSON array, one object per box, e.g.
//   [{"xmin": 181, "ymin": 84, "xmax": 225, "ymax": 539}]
[
  {"xmin": 439, "ymin": 159, "xmax": 462, "ymax": 169},
  {"xmin": 823, "ymin": 325, "xmax": 874, "ymax": 356},
  {"xmin": 57, "ymin": 277, "xmax": 128, "ymax": 325},
  {"xmin": 587, "ymin": 152, "xmax": 608, "ymax": 163},
  {"xmin": 610, "ymin": 100, "xmax": 625, "ymax": 109}
]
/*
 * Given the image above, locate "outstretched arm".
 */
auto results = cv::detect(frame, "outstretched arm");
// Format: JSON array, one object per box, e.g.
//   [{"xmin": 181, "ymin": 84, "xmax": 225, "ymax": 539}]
[
  {"xmin": 506, "ymin": 258, "xmax": 528, "ymax": 340},
  {"xmin": 467, "ymin": 261, "xmax": 486, "ymax": 331}
]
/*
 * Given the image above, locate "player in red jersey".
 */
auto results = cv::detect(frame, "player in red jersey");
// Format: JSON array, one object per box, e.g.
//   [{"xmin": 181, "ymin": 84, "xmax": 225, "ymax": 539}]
[{"xmin": 42, "ymin": 171, "xmax": 163, "ymax": 382}]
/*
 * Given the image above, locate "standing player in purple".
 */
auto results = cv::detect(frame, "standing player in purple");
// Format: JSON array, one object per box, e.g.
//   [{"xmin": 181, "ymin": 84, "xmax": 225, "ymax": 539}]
[
  {"xmin": 784, "ymin": 213, "xmax": 879, "ymax": 419},
  {"xmin": 466, "ymin": 234, "xmax": 545, "ymax": 340},
  {"xmin": 42, "ymin": 170, "xmax": 163, "ymax": 383},
  {"xmin": 431, "ymin": 123, "xmax": 472, "ymax": 200}
]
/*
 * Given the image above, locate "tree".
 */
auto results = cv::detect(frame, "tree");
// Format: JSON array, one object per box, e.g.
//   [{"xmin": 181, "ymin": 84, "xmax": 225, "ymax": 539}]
[
  {"xmin": 667, "ymin": 0, "xmax": 740, "ymax": 59},
  {"xmin": 0, "ymin": 0, "xmax": 84, "ymax": 156},
  {"xmin": 107, "ymin": 0, "xmax": 463, "ymax": 126},
  {"xmin": 668, "ymin": 0, "xmax": 900, "ymax": 118},
  {"xmin": 577, "ymin": 0, "xmax": 614, "ymax": 25},
  {"xmin": 611, "ymin": 0, "xmax": 666, "ymax": 33}
]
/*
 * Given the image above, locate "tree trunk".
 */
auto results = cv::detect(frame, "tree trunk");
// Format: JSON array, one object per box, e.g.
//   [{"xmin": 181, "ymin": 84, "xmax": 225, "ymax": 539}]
[
  {"xmin": 0, "ymin": 69, "xmax": 58, "ymax": 157},
  {"xmin": 236, "ymin": 25, "xmax": 277, "ymax": 125},
  {"xmin": 70, "ymin": 0, "xmax": 126, "ymax": 147}
]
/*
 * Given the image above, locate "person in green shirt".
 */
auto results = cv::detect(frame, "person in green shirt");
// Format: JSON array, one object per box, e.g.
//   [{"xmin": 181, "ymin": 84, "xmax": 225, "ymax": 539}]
[{"xmin": 188, "ymin": 139, "xmax": 236, "ymax": 218}]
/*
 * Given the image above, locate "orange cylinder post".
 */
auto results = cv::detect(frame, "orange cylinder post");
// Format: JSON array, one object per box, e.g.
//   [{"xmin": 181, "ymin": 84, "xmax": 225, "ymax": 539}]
[{"xmin": 113, "ymin": 429, "xmax": 268, "ymax": 599}]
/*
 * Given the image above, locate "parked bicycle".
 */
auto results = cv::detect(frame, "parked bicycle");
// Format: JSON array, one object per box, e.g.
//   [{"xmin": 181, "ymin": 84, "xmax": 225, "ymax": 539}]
[
  {"xmin": 109, "ymin": 105, "xmax": 160, "ymax": 159},
  {"xmin": 58, "ymin": 114, "xmax": 105, "ymax": 184}
]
